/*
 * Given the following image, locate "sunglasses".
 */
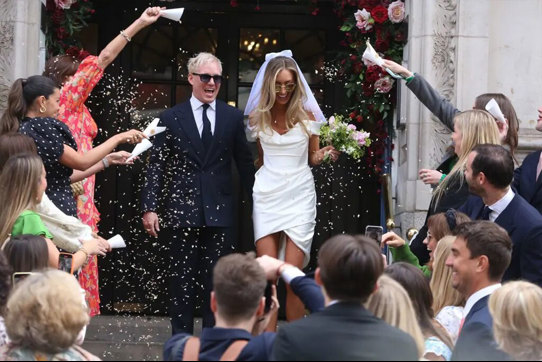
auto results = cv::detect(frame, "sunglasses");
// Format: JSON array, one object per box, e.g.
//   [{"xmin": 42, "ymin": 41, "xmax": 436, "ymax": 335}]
[
  {"xmin": 275, "ymin": 83, "xmax": 297, "ymax": 93},
  {"xmin": 193, "ymin": 73, "xmax": 223, "ymax": 84}
]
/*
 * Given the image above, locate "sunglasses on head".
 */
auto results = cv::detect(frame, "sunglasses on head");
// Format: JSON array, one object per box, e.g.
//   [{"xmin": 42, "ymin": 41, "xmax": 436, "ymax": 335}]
[
  {"xmin": 275, "ymin": 83, "xmax": 297, "ymax": 93},
  {"xmin": 193, "ymin": 73, "xmax": 223, "ymax": 84}
]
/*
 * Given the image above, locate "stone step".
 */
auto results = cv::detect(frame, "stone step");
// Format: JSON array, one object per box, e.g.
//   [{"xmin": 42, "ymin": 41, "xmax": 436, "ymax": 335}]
[{"xmin": 82, "ymin": 315, "xmax": 203, "ymax": 361}]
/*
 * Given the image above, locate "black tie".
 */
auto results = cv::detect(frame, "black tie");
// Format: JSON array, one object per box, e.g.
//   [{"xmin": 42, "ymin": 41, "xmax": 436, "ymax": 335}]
[
  {"xmin": 480, "ymin": 206, "xmax": 492, "ymax": 221},
  {"xmin": 201, "ymin": 103, "xmax": 212, "ymax": 151}
]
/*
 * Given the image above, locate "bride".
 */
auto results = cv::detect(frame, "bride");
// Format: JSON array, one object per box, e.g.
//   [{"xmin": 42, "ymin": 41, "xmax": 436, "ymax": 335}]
[{"xmin": 245, "ymin": 50, "xmax": 340, "ymax": 323}]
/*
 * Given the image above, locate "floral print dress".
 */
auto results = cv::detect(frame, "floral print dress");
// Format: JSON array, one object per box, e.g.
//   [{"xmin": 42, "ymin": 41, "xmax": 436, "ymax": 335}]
[{"xmin": 58, "ymin": 55, "xmax": 105, "ymax": 316}]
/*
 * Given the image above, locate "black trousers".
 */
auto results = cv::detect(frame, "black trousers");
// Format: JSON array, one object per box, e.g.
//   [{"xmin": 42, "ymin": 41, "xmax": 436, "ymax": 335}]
[{"xmin": 162, "ymin": 226, "xmax": 234, "ymax": 335}]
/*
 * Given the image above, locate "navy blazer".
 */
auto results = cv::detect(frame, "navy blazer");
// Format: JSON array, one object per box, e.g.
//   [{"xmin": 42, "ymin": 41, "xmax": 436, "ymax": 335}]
[
  {"xmin": 452, "ymin": 296, "xmax": 510, "ymax": 361},
  {"xmin": 460, "ymin": 194, "xmax": 542, "ymax": 286},
  {"xmin": 141, "ymin": 100, "xmax": 255, "ymax": 228},
  {"xmin": 272, "ymin": 302, "xmax": 419, "ymax": 361},
  {"xmin": 514, "ymin": 150, "xmax": 542, "ymax": 214},
  {"xmin": 290, "ymin": 275, "xmax": 325, "ymax": 314}
]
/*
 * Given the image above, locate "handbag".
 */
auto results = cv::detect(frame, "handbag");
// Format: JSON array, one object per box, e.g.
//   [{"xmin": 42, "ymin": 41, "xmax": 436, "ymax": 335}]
[{"xmin": 71, "ymin": 180, "xmax": 85, "ymax": 198}]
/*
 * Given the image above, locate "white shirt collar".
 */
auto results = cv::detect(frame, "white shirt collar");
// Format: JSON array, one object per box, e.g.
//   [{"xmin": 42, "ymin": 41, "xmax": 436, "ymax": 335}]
[
  {"xmin": 190, "ymin": 95, "xmax": 216, "ymax": 111},
  {"xmin": 463, "ymin": 283, "xmax": 501, "ymax": 318},
  {"xmin": 487, "ymin": 187, "xmax": 515, "ymax": 221}
]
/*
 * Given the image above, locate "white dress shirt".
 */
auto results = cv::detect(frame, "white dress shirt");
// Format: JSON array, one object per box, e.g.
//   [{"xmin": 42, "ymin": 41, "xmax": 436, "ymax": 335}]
[
  {"xmin": 487, "ymin": 187, "xmax": 515, "ymax": 222},
  {"xmin": 190, "ymin": 95, "xmax": 216, "ymax": 137},
  {"xmin": 463, "ymin": 283, "xmax": 501, "ymax": 319}
]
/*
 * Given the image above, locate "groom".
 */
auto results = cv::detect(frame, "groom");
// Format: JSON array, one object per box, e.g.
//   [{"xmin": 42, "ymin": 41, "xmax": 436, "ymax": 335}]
[{"xmin": 141, "ymin": 53, "xmax": 255, "ymax": 334}]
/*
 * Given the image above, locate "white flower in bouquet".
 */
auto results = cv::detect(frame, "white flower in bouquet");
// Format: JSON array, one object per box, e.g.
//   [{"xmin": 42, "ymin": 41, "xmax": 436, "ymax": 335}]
[{"xmin": 319, "ymin": 114, "xmax": 372, "ymax": 163}]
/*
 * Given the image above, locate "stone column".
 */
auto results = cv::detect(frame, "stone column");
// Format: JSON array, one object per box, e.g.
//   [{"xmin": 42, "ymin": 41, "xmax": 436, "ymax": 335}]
[
  {"xmin": 393, "ymin": 0, "xmax": 491, "ymax": 235},
  {"xmin": 0, "ymin": 0, "xmax": 43, "ymax": 112}
]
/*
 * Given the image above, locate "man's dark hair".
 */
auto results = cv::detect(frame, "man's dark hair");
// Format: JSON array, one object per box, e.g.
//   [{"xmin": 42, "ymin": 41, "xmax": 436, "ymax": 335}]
[
  {"xmin": 318, "ymin": 234, "xmax": 384, "ymax": 303},
  {"xmin": 213, "ymin": 253, "xmax": 266, "ymax": 324},
  {"xmin": 454, "ymin": 221, "xmax": 512, "ymax": 281},
  {"xmin": 471, "ymin": 144, "xmax": 514, "ymax": 188}
]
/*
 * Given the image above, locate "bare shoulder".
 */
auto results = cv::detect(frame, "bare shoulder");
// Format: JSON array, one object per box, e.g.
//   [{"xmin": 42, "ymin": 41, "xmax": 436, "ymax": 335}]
[{"xmin": 306, "ymin": 111, "xmax": 316, "ymax": 122}]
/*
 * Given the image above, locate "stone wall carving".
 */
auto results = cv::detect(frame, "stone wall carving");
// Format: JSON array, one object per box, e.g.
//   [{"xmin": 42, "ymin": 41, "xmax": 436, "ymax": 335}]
[
  {"xmin": 0, "ymin": 0, "xmax": 15, "ymax": 113},
  {"xmin": 430, "ymin": 0, "xmax": 458, "ymax": 163}
]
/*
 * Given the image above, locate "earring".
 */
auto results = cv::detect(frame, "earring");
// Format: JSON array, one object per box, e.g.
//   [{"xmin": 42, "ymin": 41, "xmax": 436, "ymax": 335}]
[{"xmin": 39, "ymin": 105, "xmax": 47, "ymax": 113}]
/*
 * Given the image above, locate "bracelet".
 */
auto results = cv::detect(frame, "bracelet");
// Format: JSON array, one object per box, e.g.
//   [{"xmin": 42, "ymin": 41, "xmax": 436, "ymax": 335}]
[
  {"xmin": 102, "ymin": 157, "xmax": 110, "ymax": 169},
  {"xmin": 405, "ymin": 74, "xmax": 415, "ymax": 83},
  {"xmin": 78, "ymin": 246, "xmax": 89, "ymax": 258},
  {"xmin": 440, "ymin": 173, "xmax": 447, "ymax": 183},
  {"xmin": 120, "ymin": 30, "xmax": 131, "ymax": 43}
]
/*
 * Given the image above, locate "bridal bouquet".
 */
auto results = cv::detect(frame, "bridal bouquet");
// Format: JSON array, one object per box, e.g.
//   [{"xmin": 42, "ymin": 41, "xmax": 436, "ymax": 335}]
[{"xmin": 320, "ymin": 115, "xmax": 372, "ymax": 163}]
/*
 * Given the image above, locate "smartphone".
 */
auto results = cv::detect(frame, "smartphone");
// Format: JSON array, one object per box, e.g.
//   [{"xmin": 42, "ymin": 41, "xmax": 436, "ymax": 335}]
[
  {"xmin": 58, "ymin": 252, "xmax": 75, "ymax": 275},
  {"xmin": 365, "ymin": 225, "xmax": 384, "ymax": 247},
  {"xmin": 264, "ymin": 282, "xmax": 273, "ymax": 313},
  {"xmin": 12, "ymin": 272, "xmax": 35, "ymax": 285}
]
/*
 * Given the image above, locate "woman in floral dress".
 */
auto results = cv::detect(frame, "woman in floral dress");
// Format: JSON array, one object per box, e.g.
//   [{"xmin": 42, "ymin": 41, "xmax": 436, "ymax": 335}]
[{"xmin": 43, "ymin": 6, "xmax": 162, "ymax": 315}]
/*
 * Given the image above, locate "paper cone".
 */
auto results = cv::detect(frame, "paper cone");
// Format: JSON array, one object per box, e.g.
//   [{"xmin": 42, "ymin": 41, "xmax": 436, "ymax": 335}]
[
  {"xmin": 485, "ymin": 98, "xmax": 506, "ymax": 123},
  {"xmin": 108, "ymin": 235, "xmax": 126, "ymax": 249},
  {"xmin": 362, "ymin": 41, "xmax": 385, "ymax": 67},
  {"xmin": 127, "ymin": 138, "xmax": 153, "ymax": 162},
  {"xmin": 143, "ymin": 118, "xmax": 167, "ymax": 138},
  {"xmin": 160, "ymin": 8, "xmax": 184, "ymax": 22},
  {"xmin": 363, "ymin": 40, "xmax": 403, "ymax": 79}
]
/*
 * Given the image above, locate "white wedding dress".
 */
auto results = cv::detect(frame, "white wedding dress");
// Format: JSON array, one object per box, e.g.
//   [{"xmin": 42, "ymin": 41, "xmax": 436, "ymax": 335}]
[{"xmin": 251, "ymin": 120, "xmax": 322, "ymax": 267}]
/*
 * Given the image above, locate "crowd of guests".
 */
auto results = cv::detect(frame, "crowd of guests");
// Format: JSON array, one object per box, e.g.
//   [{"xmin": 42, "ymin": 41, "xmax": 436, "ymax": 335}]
[{"xmin": 1, "ymin": 6, "xmax": 542, "ymax": 362}]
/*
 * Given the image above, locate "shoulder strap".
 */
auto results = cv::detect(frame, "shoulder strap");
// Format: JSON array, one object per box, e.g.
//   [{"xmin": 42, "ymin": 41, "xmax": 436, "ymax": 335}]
[
  {"xmin": 183, "ymin": 337, "xmax": 201, "ymax": 361},
  {"xmin": 220, "ymin": 340, "xmax": 249, "ymax": 361}
]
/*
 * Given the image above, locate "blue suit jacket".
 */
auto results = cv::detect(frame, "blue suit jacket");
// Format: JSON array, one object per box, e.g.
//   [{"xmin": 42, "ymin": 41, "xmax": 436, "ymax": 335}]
[
  {"xmin": 141, "ymin": 100, "xmax": 255, "ymax": 228},
  {"xmin": 514, "ymin": 150, "xmax": 542, "ymax": 214},
  {"xmin": 460, "ymin": 194, "xmax": 542, "ymax": 286},
  {"xmin": 452, "ymin": 296, "xmax": 510, "ymax": 361}
]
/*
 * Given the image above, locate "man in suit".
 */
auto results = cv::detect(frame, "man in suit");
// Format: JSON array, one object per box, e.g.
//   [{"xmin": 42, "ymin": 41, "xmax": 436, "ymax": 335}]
[
  {"xmin": 163, "ymin": 253, "xmax": 276, "ymax": 361},
  {"xmin": 512, "ymin": 106, "xmax": 542, "ymax": 213},
  {"xmin": 272, "ymin": 235, "xmax": 419, "ymax": 361},
  {"xmin": 461, "ymin": 144, "xmax": 542, "ymax": 286},
  {"xmin": 446, "ymin": 221, "xmax": 512, "ymax": 361},
  {"xmin": 141, "ymin": 53, "xmax": 255, "ymax": 334}
]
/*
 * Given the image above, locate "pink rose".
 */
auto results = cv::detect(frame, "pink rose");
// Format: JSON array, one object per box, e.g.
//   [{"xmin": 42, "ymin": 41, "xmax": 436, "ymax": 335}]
[
  {"xmin": 55, "ymin": 0, "xmax": 76, "ymax": 9},
  {"xmin": 375, "ymin": 76, "xmax": 394, "ymax": 93},
  {"xmin": 388, "ymin": 1, "xmax": 405, "ymax": 23},
  {"xmin": 347, "ymin": 124, "xmax": 357, "ymax": 131},
  {"xmin": 354, "ymin": 9, "xmax": 373, "ymax": 32}
]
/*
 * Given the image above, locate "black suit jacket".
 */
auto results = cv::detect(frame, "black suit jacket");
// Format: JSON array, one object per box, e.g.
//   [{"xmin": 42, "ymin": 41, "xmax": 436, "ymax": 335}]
[
  {"xmin": 272, "ymin": 302, "xmax": 419, "ymax": 361},
  {"xmin": 452, "ymin": 296, "xmax": 510, "ymax": 361},
  {"xmin": 460, "ymin": 194, "xmax": 542, "ymax": 286},
  {"xmin": 514, "ymin": 150, "xmax": 542, "ymax": 214},
  {"xmin": 141, "ymin": 100, "xmax": 255, "ymax": 228}
]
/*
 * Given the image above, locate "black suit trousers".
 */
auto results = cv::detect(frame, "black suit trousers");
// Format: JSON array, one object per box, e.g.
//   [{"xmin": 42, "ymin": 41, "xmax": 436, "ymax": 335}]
[{"xmin": 162, "ymin": 226, "xmax": 235, "ymax": 335}]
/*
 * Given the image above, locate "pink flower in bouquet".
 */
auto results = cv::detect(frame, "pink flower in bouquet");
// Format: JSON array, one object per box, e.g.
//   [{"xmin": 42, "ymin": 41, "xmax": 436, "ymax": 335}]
[
  {"xmin": 347, "ymin": 124, "xmax": 357, "ymax": 131},
  {"xmin": 375, "ymin": 76, "xmax": 394, "ymax": 93},
  {"xmin": 55, "ymin": 0, "xmax": 76, "ymax": 9},
  {"xmin": 388, "ymin": 1, "xmax": 406, "ymax": 23},
  {"xmin": 354, "ymin": 9, "xmax": 373, "ymax": 32},
  {"xmin": 328, "ymin": 116, "xmax": 336, "ymax": 128},
  {"xmin": 355, "ymin": 131, "xmax": 371, "ymax": 146}
]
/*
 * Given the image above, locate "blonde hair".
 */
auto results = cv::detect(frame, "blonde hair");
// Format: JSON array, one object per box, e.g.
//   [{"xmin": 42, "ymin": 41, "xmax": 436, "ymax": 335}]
[
  {"xmin": 433, "ymin": 110, "xmax": 501, "ymax": 208},
  {"xmin": 489, "ymin": 281, "xmax": 542, "ymax": 360},
  {"xmin": 430, "ymin": 236, "xmax": 466, "ymax": 314},
  {"xmin": 187, "ymin": 52, "xmax": 222, "ymax": 74},
  {"xmin": 249, "ymin": 56, "xmax": 310, "ymax": 136},
  {"xmin": 0, "ymin": 154, "xmax": 44, "ymax": 245},
  {"xmin": 5, "ymin": 269, "xmax": 89, "ymax": 354},
  {"xmin": 365, "ymin": 275, "xmax": 425, "ymax": 358}
]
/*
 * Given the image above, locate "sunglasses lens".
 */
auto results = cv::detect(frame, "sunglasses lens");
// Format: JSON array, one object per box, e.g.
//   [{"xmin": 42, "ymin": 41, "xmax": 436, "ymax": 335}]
[
  {"xmin": 200, "ymin": 74, "xmax": 211, "ymax": 83},
  {"xmin": 213, "ymin": 76, "xmax": 223, "ymax": 84}
]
